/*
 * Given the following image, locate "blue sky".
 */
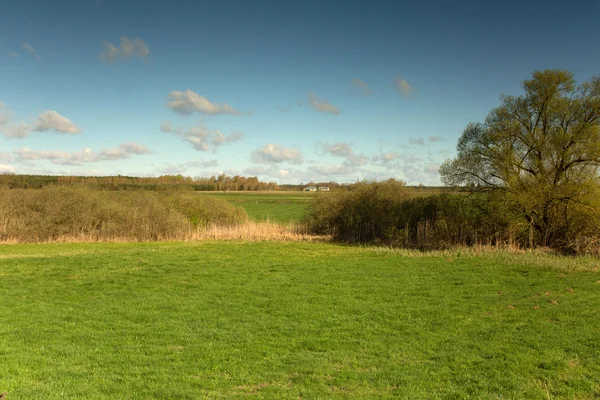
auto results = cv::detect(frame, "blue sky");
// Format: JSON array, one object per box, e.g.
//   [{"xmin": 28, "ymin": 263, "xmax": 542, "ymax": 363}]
[{"xmin": 1, "ymin": 0, "xmax": 599, "ymax": 184}]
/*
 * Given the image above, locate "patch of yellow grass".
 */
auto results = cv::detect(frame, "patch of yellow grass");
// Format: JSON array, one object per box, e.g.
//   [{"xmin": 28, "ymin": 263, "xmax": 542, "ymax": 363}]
[
  {"xmin": 193, "ymin": 221, "xmax": 325, "ymax": 242},
  {"xmin": 0, "ymin": 221, "xmax": 327, "ymax": 245}
]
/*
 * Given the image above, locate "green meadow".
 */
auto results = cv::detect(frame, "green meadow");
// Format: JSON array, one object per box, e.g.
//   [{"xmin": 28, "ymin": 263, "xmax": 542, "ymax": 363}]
[
  {"xmin": 199, "ymin": 191, "xmax": 316, "ymax": 223},
  {"xmin": 1, "ymin": 241, "xmax": 599, "ymax": 399}
]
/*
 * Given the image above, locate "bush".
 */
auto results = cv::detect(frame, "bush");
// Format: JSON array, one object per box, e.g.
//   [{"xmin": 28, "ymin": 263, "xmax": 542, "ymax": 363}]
[
  {"xmin": 0, "ymin": 187, "xmax": 247, "ymax": 242},
  {"xmin": 304, "ymin": 180, "xmax": 528, "ymax": 249},
  {"xmin": 304, "ymin": 179, "xmax": 414, "ymax": 244}
]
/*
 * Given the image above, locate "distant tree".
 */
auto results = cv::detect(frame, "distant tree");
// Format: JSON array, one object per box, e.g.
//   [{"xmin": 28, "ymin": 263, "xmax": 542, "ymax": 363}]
[{"xmin": 441, "ymin": 69, "xmax": 600, "ymax": 249}]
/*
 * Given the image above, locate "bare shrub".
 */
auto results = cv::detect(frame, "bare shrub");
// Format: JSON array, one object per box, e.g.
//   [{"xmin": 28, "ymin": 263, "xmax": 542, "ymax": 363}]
[{"xmin": 0, "ymin": 186, "xmax": 247, "ymax": 242}]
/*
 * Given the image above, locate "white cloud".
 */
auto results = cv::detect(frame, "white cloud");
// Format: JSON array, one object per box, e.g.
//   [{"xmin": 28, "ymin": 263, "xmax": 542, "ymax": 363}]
[
  {"xmin": 34, "ymin": 110, "xmax": 82, "ymax": 134},
  {"xmin": 160, "ymin": 121, "xmax": 175, "ymax": 133},
  {"xmin": 2, "ymin": 123, "xmax": 31, "ymax": 138},
  {"xmin": 0, "ymin": 107, "xmax": 82, "ymax": 138},
  {"xmin": 316, "ymin": 141, "xmax": 369, "ymax": 167},
  {"xmin": 156, "ymin": 159, "xmax": 219, "ymax": 175},
  {"xmin": 308, "ymin": 164, "xmax": 357, "ymax": 176},
  {"xmin": 344, "ymin": 154, "xmax": 369, "ymax": 167},
  {"xmin": 22, "ymin": 43, "xmax": 40, "ymax": 60},
  {"xmin": 118, "ymin": 142, "xmax": 152, "ymax": 154},
  {"xmin": 395, "ymin": 76, "xmax": 414, "ymax": 97},
  {"xmin": 373, "ymin": 151, "xmax": 400, "ymax": 164},
  {"xmin": 251, "ymin": 144, "xmax": 303, "ymax": 164},
  {"xmin": 11, "ymin": 143, "xmax": 151, "ymax": 165},
  {"xmin": 8, "ymin": 52, "xmax": 19, "ymax": 57},
  {"xmin": 166, "ymin": 90, "xmax": 242, "ymax": 116},
  {"xmin": 408, "ymin": 137, "xmax": 425, "ymax": 146},
  {"xmin": 0, "ymin": 164, "xmax": 16, "ymax": 174},
  {"xmin": 244, "ymin": 165, "xmax": 297, "ymax": 178},
  {"xmin": 212, "ymin": 131, "xmax": 244, "ymax": 146},
  {"xmin": 22, "ymin": 43, "xmax": 36, "ymax": 53},
  {"xmin": 308, "ymin": 93, "xmax": 341, "ymax": 115},
  {"xmin": 161, "ymin": 120, "xmax": 243, "ymax": 152},
  {"xmin": 187, "ymin": 159, "xmax": 219, "ymax": 168},
  {"xmin": 100, "ymin": 36, "xmax": 150, "ymax": 63},
  {"xmin": 407, "ymin": 136, "xmax": 444, "ymax": 146},
  {"xmin": 352, "ymin": 78, "xmax": 372, "ymax": 95},
  {"xmin": 317, "ymin": 141, "xmax": 353, "ymax": 157}
]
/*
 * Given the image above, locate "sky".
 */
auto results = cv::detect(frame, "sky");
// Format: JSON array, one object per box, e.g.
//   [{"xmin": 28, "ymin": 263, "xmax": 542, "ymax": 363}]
[{"xmin": 1, "ymin": 0, "xmax": 599, "ymax": 184}]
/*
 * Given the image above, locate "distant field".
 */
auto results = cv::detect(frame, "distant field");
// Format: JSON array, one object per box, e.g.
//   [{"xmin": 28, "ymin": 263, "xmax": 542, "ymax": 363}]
[
  {"xmin": 1, "ymin": 242, "xmax": 599, "ymax": 399},
  {"xmin": 198, "ymin": 188, "xmax": 454, "ymax": 224},
  {"xmin": 199, "ymin": 191, "xmax": 318, "ymax": 223}
]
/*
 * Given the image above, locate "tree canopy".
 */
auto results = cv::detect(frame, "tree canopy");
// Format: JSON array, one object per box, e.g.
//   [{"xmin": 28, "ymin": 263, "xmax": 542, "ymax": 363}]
[{"xmin": 441, "ymin": 69, "xmax": 600, "ymax": 249}]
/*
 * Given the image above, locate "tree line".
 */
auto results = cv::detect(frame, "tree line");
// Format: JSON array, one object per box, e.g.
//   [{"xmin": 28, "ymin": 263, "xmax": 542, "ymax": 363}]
[{"xmin": 0, "ymin": 174, "xmax": 281, "ymax": 191}]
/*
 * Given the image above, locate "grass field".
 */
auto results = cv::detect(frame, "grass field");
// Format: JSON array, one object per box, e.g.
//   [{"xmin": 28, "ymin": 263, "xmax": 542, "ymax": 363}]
[
  {"xmin": 1, "ymin": 242, "xmax": 599, "ymax": 399},
  {"xmin": 198, "ymin": 191, "xmax": 316, "ymax": 223}
]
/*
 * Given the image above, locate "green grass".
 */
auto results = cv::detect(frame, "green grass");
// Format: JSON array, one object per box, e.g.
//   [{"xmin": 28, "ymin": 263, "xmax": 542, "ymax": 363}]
[
  {"xmin": 198, "ymin": 191, "xmax": 316, "ymax": 223},
  {"xmin": 1, "ymin": 242, "xmax": 599, "ymax": 399}
]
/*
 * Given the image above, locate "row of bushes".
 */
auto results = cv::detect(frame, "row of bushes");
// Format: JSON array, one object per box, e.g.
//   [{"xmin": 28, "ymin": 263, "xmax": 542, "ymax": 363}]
[
  {"xmin": 0, "ymin": 187, "xmax": 247, "ymax": 242},
  {"xmin": 303, "ymin": 180, "xmax": 600, "ymax": 253}
]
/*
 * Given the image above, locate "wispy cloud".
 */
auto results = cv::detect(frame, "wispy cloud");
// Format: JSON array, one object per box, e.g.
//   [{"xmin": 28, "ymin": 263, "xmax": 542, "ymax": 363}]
[
  {"xmin": 8, "ymin": 52, "xmax": 19, "ymax": 57},
  {"xmin": 308, "ymin": 93, "xmax": 341, "ymax": 115},
  {"xmin": 372, "ymin": 151, "xmax": 400, "ymax": 165},
  {"xmin": 212, "ymin": 130, "xmax": 244, "ymax": 146},
  {"xmin": 166, "ymin": 90, "xmax": 242, "ymax": 116},
  {"xmin": 308, "ymin": 164, "xmax": 357, "ymax": 176},
  {"xmin": 251, "ymin": 144, "xmax": 303, "ymax": 164},
  {"xmin": 352, "ymin": 77, "xmax": 372, "ymax": 95},
  {"xmin": 317, "ymin": 141, "xmax": 353, "ymax": 157},
  {"xmin": 156, "ymin": 159, "xmax": 219, "ymax": 175},
  {"xmin": 395, "ymin": 76, "xmax": 414, "ymax": 97},
  {"xmin": 22, "ymin": 43, "xmax": 36, "ymax": 53},
  {"xmin": 408, "ymin": 137, "xmax": 425, "ymax": 146},
  {"xmin": 316, "ymin": 141, "xmax": 369, "ymax": 167},
  {"xmin": 344, "ymin": 154, "xmax": 369, "ymax": 167},
  {"xmin": 161, "ymin": 120, "xmax": 243, "ymax": 152},
  {"xmin": 407, "ymin": 136, "xmax": 445, "ymax": 146},
  {"xmin": 11, "ymin": 143, "xmax": 151, "ymax": 165},
  {"xmin": 1, "ymin": 123, "xmax": 31, "ymax": 138},
  {"xmin": 427, "ymin": 136, "xmax": 444, "ymax": 142},
  {"xmin": 244, "ymin": 165, "xmax": 300, "ymax": 179},
  {"xmin": 21, "ymin": 42, "xmax": 41, "ymax": 60},
  {"xmin": 100, "ymin": 36, "xmax": 150, "ymax": 63}
]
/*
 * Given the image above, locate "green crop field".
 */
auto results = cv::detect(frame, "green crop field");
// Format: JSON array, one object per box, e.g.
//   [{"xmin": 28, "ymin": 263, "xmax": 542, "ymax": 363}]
[
  {"xmin": 1, "ymin": 242, "xmax": 599, "ymax": 399},
  {"xmin": 198, "ymin": 191, "xmax": 317, "ymax": 223}
]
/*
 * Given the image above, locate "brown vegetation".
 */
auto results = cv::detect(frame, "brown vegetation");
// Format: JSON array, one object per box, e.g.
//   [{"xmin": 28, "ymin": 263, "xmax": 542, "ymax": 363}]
[
  {"xmin": 0, "ymin": 186, "xmax": 248, "ymax": 242},
  {"xmin": 0, "ymin": 186, "xmax": 322, "ymax": 243},
  {"xmin": 304, "ymin": 179, "xmax": 600, "ymax": 254}
]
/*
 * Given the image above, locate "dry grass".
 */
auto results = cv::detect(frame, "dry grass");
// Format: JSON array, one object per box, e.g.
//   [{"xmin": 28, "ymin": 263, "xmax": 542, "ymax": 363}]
[
  {"xmin": 194, "ymin": 221, "xmax": 327, "ymax": 242},
  {"xmin": 0, "ymin": 221, "xmax": 326, "ymax": 245}
]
